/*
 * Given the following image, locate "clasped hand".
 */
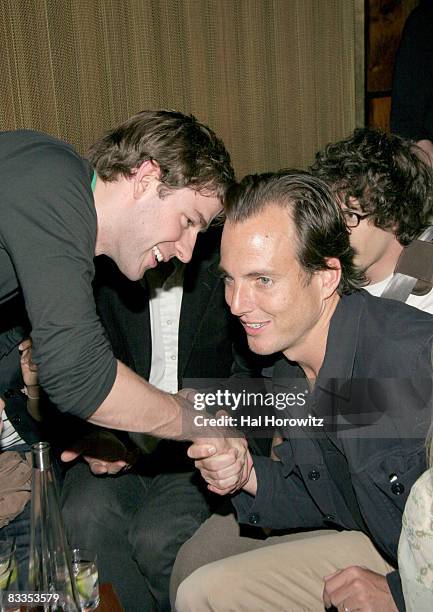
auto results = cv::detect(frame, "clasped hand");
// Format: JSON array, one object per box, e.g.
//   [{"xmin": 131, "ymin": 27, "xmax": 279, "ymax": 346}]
[
  {"xmin": 61, "ymin": 430, "xmax": 140, "ymax": 475},
  {"xmin": 188, "ymin": 410, "xmax": 253, "ymax": 495}
]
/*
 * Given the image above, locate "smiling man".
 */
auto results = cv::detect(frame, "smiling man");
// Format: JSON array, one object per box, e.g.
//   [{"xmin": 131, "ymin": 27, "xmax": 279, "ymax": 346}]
[
  {"xmin": 173, "ymin": 171, "xmax": 433, "ymax": 612},
  {"xmin": 0, "ymin": 111, "xmax": 248, "ymax": 461},
  {"xmin": 311, "ymin": 128, "xmax": 433, "ymax": 311}
]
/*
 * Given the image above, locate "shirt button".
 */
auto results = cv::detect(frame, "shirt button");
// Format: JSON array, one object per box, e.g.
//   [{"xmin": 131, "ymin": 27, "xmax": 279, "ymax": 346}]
[
  {"xmin": 391, "ymin": 482, "xmax": 405, "ymax": 495},
  {"xmin": 171, "ymin": 355, "xmax": 177, "ymax": 361},
  {"xmin": 308, "ymin": 469, "xmax": 320, "ymax": 481},
  {"xmin": 166, "ymin": 320, "xmax": 172, "ymax": 326},
  {"xmin": 3, "ymin": 389, "xmax": 14, "ymax": 398},
  {"xmin": 324, "ymin": 514, "xmax": 335, "ymax": 522},
  {"xmin": 248, "ymin": 513, "xmax": 260, "ymax": 525}
]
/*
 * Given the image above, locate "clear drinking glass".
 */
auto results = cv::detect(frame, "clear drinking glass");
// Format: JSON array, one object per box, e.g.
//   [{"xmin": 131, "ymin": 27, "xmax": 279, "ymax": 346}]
[
  {"xmin": 0, "ymin": 539, "xmax": 19, "ymax": 612},
  {"xmin": 71, "ymin": 549, "xmax": 99, "ymax": 611}
]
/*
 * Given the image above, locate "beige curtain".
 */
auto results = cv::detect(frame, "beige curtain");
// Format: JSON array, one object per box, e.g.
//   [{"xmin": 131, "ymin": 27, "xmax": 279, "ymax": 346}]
[{"xmin": 0, "ymin": 0, "xmax": 362, "ymax": 177}]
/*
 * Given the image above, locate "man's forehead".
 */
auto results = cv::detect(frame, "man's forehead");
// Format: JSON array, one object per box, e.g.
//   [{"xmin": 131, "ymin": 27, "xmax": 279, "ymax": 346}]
[
  {"xmin": 223, "ymin": 207, "xmax": 294, "ymax": 239},
  {"xmin": 221, "ymin": 213, "xmax": 295, "ymax": 265}
]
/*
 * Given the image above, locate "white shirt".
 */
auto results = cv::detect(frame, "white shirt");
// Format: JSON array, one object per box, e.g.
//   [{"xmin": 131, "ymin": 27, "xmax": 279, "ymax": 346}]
[
  {"xmin": 129, "ymin": 262, "xmax": 184, "ymax": 453},
  {"xmin": 0, "ymin": 411, "xmax": 25, "ymax": 450},
  {"xmin": 147, "ymin": 262, "xmax": 185, "ymax": 393},
  {"xmin": 365, "ymin": 275, "xmax": 433, "ymax": 315}
]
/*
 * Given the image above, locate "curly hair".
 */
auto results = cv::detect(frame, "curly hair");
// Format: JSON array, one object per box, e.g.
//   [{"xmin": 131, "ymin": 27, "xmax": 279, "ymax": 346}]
[
  {"xmin": 87, "ymin": 110, "xmax": 234, "ymax": 201},
  {"xmin": 310, "ymin": 128, "xmax": 433, "ymax": 245},
  {"xmin": 225, "ymin": 170, "xmax": 366, "ymax": 295}
]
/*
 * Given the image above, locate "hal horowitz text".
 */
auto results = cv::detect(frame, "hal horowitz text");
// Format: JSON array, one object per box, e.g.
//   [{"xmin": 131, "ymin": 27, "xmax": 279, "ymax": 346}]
[{"xmin": 193, "ymin": 414, "xmax": 324, "ymax": 428}]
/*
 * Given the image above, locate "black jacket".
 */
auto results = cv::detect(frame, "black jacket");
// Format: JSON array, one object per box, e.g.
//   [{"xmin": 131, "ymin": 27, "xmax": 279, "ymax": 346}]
[{"xmin": 233, "ymin": 290, "xmax": 433, "ymax": 611}]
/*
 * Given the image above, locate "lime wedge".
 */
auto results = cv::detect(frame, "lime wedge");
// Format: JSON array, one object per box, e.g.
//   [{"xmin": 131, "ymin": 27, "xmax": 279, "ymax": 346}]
[
  {"xmin": 0, "ymin": 564, "xmax": 17, "ymax": 589},
  {"xmin": 76, "ymin": 567, "xmax": 97, "ymax": 599}
]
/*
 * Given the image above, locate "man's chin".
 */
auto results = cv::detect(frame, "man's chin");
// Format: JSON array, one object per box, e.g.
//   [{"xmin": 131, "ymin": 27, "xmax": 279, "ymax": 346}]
[
  {"xmin": 119, "ymin": 263, "xmax": 146, "ymax": 281},
  {"xmin": 247, "ymin": 338, "xmax": 276, "ymax": 356}
]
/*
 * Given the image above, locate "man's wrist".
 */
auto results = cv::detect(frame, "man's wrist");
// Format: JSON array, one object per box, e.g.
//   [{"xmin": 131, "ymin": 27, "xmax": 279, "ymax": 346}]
[{"xmin": 24, "ymin": 384, "xmax": 40, "ymax": 400}]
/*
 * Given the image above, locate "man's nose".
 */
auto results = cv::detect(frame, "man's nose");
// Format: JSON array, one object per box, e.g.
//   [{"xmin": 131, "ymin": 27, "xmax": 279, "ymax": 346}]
[
  {"xmin": 226, "ymin": 282, "xmax": 252, "ymax": 316},
  {"xmin": 175, "ymin": 231, "xmax": 197, "ymax": 263}
]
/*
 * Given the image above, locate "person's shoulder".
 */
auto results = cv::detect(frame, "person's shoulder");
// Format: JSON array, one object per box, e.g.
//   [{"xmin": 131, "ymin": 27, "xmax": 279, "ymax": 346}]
[
  {"xmin": 0, "ymin": 129, "xmax": 76, "ymax": 152},
  {"xmin": 348, "ymin": 291, "xmax": 433, "ymax": 364},
  {"xmin": 359, "ymin": 288, "xmax": 433, "ymax": 325},
  {"xmin": 0, "ymin": 129, "xmax": 86, "ymax": 176}
]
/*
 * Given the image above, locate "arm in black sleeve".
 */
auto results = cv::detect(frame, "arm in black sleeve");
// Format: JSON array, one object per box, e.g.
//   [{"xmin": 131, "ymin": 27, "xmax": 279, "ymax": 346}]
[
  {"xmin": 0, "ymin": 141, "xmax": 116, "ymax": 419},
  {"xmin": 232, "ymin": 447, "xmax": 326, "ymax": 530}
]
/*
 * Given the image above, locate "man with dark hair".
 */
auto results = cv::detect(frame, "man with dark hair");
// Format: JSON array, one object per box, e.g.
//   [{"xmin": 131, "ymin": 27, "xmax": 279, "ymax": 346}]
[
  {"xmin": 311, "ymin": 128, "xmax": 433, "ymax": 311},
  {"xmin": 172, "ymin": 171, "xmax": 432, "ymax": 611},
  {"xmin": 0, "ymin": 111, "xmax": 248, "ymax": 474}
]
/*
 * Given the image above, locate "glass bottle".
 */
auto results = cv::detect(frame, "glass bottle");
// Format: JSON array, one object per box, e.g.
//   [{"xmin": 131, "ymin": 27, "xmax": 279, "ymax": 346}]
[{"xmin": 28, "ymin": 442, "xmax": 80, "ymax": 611}]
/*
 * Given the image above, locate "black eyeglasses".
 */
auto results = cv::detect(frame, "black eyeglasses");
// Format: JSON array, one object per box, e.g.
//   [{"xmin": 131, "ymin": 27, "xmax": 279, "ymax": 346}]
[{"xmin": 342, "ymin": 209, "xmax": 372, "ymax": 228}]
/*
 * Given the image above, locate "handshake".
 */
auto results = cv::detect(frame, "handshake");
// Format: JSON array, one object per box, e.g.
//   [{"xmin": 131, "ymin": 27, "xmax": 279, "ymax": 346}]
[{"xmin": 62, "ymin": 389, "xmax": 257, "ymax": 497}]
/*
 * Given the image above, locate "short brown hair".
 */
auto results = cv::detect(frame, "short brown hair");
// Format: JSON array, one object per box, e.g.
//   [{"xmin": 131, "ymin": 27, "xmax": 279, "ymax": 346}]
[{"xmin": 88, "ymin": 110, "xmax": 235, "ymax": 201}]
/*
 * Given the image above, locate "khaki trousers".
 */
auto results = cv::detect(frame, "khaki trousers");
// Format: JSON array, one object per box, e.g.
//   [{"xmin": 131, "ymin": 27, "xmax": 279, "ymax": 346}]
[{"xmin": 172, "ymin": 512, "xmax": 394, "ymax": 612}]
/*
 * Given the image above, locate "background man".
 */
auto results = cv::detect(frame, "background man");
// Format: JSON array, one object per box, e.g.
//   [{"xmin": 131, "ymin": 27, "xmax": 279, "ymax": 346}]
[
  {"xmin": 0, "ymin": 111, "xmax": 247, "ymax": 475},
  {"xmin": 173, "ymin": 171, "xmax": 432, "ymax": 612},
  {"xmin": 311, "ymin": 127, "xmax": 433, "ymax": 311}
]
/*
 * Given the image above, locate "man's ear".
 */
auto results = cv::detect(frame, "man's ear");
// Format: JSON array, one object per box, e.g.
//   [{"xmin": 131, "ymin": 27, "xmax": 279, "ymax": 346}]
[
  {"xmin": 319, "ymin": 257, "xmax": 341, "ymax": 299},
  {"xmin": 133, "ymin": 159, "xmax": 161, "ymax": 199}
]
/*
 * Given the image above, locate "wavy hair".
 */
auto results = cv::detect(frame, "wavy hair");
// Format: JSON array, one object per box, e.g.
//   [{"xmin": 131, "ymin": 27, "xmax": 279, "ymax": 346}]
[{"xmin": 311, "ymin": 128, "xmax": 433, "ymax": 246}]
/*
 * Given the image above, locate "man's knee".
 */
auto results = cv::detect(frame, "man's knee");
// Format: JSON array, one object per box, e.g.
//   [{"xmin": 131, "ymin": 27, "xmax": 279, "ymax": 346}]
[
  {"xmin": 175, "ymin": 561, "xmax": 274, "ymax": 612},
  {"xmin": 61, "ymin": 465, "xmax": 123, "ymax": 538},
  {"xmin": 131, "ymin": 512, "xmax": 202, "ymax": 578},
  {"xmin": 175, "ymin": 565, "xmax": 226, "ymax": 612}
]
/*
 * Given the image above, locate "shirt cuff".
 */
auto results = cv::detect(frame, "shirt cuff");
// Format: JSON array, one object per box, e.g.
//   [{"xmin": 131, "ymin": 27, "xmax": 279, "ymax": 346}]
[{"xmin": 232, "ymin": 455, "xmax": 276, "ymax": 527}]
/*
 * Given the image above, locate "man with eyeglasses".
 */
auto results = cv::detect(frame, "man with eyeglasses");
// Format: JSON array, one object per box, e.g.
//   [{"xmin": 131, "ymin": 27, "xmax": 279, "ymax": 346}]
[{"xmin": 311, "ymin": 127, "xmax": 433, "ymax": 313}]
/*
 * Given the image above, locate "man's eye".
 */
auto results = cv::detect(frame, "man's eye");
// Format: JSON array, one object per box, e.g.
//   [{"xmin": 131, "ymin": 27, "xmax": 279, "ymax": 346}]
[
  {"xmin": 186, "ymin": 217, "xmax": 194, "ymax": 227},
  {"xmin": 258, "ymin": 277, "xmax": 272, "ymax": 287},
  {"xmin": 343, "ymin": 211, "xmax": 357, "ymax": 221},
  {"xmin": 220, "ymin": 273, "xmax": 233, "ymax": 284}
]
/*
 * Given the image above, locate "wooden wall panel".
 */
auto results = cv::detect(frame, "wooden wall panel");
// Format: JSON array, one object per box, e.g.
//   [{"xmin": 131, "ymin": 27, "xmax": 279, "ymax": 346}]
[{"xmin": 366, "ymin": 0, "xmax": 419, "ymax": 130}]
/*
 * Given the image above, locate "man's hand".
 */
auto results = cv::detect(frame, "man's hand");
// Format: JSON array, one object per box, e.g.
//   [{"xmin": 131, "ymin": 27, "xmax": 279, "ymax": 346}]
[
  {"xmin": 61, "ymin": 430, "xmax": 140, "ymax": 475},
  {"xmin": 323, "ymin": 566, "xmax": 398, "ymax": 612},
  {"xmin": 188, "ymin": 411, "xmax": 253, "ymax": 495},
  {"xmin": 19, "ymin": 338, "xmax": 38, "ymax": 387},
  {"xmin": 189, "ymin": 439, "xmax": 252, "ymax": 495}
]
